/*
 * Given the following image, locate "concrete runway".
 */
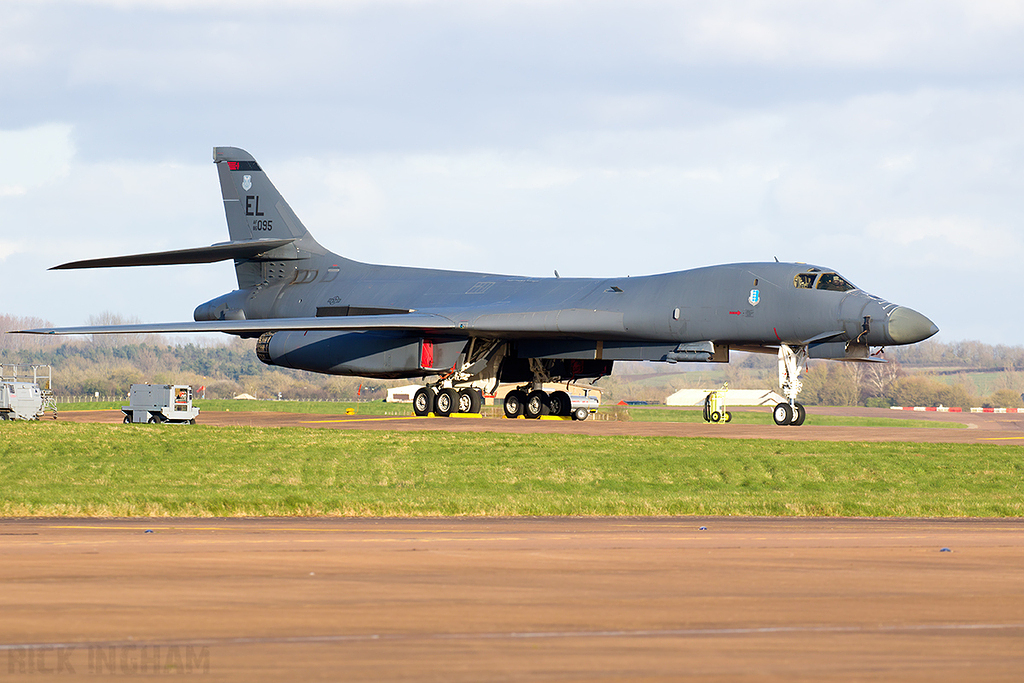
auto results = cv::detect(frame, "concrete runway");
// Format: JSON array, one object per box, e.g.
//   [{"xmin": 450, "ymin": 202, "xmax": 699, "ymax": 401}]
[{"xmin": 3, "ymin": 518, "xmax": 1023, "ymax": 681}]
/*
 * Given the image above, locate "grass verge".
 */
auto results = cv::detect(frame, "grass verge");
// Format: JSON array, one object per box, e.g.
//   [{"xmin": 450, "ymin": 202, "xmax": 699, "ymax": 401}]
[{"xmin": 1, "ymin": 422, "xmax": 1019, "ymax": 517}]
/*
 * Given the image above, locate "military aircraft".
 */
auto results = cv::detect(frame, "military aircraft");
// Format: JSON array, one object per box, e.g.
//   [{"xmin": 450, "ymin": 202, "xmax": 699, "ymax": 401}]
[{"xmin": 20, "ymin": 147, "xmax": 938, "ymax": 425}]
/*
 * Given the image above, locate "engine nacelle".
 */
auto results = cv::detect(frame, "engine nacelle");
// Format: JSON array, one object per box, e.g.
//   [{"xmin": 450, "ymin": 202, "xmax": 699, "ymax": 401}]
[{"xmin": 255, "ymin": 331, "xmax": 467, "ymax": 379}]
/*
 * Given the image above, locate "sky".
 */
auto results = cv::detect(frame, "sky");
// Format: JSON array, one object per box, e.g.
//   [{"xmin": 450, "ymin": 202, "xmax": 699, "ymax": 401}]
[{"xmin": 2, "ymin": 0, "xmax": 1023, "ymax": 345}]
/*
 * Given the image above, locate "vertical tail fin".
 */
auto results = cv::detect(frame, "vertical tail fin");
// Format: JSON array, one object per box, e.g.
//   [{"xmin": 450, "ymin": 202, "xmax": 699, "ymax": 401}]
[
  {"xmin": 213, "ymin": 147, "xmax": 311, "ymax": 242},
  {"xmin": 212, "ymin": 147, "xmax": 325, "ymax": 288}
]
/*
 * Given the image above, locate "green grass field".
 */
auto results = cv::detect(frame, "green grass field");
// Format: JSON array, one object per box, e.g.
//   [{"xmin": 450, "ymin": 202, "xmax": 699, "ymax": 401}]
[{"xmin": 1, "ymin": 422, "xmax": 1019, "ymax": 518}]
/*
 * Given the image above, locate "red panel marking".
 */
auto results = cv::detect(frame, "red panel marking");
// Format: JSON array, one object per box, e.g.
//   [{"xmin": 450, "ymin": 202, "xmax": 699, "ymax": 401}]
[
  {"xmin": 227, "ymin": 161, "xmax": 240, "ymax": 171},
  {"xmin": 729, "ymin": 311, "xmax": 742, "ymax": 315},
  {"xmin": 421, "ymin": 340, "xmax": 434, "ymax": 369},
  {"xmin": 773, "ymin": 328, "xmax": 781, "ymax": 341}
]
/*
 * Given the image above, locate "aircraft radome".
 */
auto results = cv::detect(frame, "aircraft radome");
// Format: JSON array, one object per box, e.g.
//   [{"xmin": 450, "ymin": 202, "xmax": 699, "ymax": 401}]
[{"xmin": 18, "ymin": 147, "xmax": 938, "ymax": 425}]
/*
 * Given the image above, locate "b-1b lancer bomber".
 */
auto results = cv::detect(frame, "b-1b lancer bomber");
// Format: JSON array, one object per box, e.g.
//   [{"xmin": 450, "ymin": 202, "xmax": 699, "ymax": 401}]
[{"xmin": 21, "ymin": 147, "xmax": 938, "ymax": 425}]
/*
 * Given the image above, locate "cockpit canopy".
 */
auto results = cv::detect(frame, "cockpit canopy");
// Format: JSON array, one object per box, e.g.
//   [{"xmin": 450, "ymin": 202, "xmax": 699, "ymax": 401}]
[{"xmin": 793, "ymin": 268, "xmax": 857, "ymax": 292}]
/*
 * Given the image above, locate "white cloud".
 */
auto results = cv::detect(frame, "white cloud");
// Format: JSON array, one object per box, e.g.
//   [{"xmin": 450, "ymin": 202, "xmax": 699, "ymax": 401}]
[
  {"xmin": 0, "ymin": 241, "xmax": 25, "ymax": 260},
  {"xmin": 1, "ymin": 0, "xmax": 1022, "ymax": 343},
  {"xmin": 865, "ymin": 216, "xmax": 1023, "ymax": 268},
  {"xmin": 659, "ymin": 1, "xmax": 1024, "ymax": 69},
  {"xmin": 0, "ymin": 124, "xmax": 74, "ymax": 192},
  {"xmin": 0, "ymin": 124, "xmax": 75, "ymax": 260}
]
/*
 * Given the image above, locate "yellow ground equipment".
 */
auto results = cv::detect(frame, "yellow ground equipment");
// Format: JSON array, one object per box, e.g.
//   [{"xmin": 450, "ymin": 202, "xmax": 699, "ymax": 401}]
[{"xmin": 702, "ymin": 383, "xmax": 732, "ymax": 424}]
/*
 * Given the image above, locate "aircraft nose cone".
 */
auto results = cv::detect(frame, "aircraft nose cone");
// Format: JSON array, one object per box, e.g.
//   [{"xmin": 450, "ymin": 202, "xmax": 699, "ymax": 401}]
[{"xmin": 887, "ymin": 306, "xmax": 939, "ymax": 344}]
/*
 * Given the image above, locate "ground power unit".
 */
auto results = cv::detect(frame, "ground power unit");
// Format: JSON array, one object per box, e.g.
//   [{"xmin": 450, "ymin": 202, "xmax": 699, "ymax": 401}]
[{"xmin": 122, "ymin": 384, "xmax": 200, "ymax": 424}]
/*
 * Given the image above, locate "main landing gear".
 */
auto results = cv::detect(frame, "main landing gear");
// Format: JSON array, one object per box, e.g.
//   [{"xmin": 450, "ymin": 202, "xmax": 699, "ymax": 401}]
[
  {"xmin": 412, "ymin": 386, "xmax": 483, "ymax": 417},
  {"xmin": 502, "ymin": 389, "xmax": 585, "ymax": 420},
  {"xmin": 773, "ymin": 343, "xmax": 807, "ymax": 426}
]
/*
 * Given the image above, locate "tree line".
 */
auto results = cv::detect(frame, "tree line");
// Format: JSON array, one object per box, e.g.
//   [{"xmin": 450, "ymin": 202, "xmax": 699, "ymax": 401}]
[
  {"xmin": 1, "ymin": 314, "xmax": 385, "ymax": 401},
  {"xmin": 798, "ymin": 361, "xmax": 1022, "ymax": 409},
  {"xmin": 886, "ymin": 339, "xmax": 1024, "ymax": 370}
]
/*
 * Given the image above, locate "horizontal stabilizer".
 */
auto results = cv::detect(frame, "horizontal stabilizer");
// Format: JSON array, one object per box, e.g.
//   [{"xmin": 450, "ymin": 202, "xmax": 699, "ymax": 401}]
[{"xmin": 50, "ymin": 239, "xmax": 297, "ymax": 270}]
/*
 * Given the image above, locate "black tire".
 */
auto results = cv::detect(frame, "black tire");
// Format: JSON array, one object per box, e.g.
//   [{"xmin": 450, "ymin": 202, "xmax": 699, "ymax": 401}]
[
  {"xmin": 573, "ymin": 407, "xmax": 589, "ymax": 421},
  {"xmin": 188, "ymin": 418, "xmax": 196, "ymax": 425},
  {"xmin": 548, "ymin": 391, "xmax": 571, "ymax": 417},
  {"xmin": 710, "ymin": 410, "xmax": 721, "ymax": 423},
  {"xmin": 458, "ymin": 388, "xmax": 482, "ymax": 414},
  {"xmin": 723, "ymin": 411, "xmax": 732, "ymax": 423},
  {"xmin": 413, "ymin": 387, "xmax": 434, "ymax": 416},
  {"xmin": 503, "ymin": 390, "xmax": 526, "ymax": 418},
  {"xmin": 123, "ymin": 413, "xmax": 132, "ymax": 424},
  {"xmin": 147, "ymin": 414, "xmax": 159, "ymax": 424},
  {"xmin": 524, "ymin": 390, "xmax": 550, "ymax": 419},
  {"xmin": 791, "ymin": 402, "xmax": 806, "ymax": 426},
  {"xmin": 435, "ymin": 388, "xmax": 458, "ymax": 417},
  {"xmin": 772, "ymin": 402, "xmax": 793, "ymax": 426}
]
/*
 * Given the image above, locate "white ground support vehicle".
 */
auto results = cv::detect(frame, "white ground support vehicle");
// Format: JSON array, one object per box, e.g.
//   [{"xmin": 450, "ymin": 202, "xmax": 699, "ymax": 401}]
[
  {"xmin": 122, "ymin": 384, "xmax": 200, "ymax": 424},
  {"xmin": 566, "ymin": 393, "xmax": 600, "ymax": 421},
  {"xmin": 0, "ymin": 365, "xmax": 57, "ymax": 421},
  {"xmin": 0, "ymin": 382, "xmax": 46, "ymax": 421}
]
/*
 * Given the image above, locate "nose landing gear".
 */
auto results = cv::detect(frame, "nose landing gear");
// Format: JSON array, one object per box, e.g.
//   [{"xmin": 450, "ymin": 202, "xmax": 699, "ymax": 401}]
[
  {"xmin": 772, "ymin": 400, "xmax": 806, "ymax": 426},
  {"xmin": 773, "ymin": 344, "xmax": 808, "ymax": 426}
]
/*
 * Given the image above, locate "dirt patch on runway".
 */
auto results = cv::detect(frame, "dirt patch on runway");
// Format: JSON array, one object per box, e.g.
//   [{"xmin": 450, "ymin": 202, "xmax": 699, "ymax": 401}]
[
  {"xmin": 59, "ymin": 406, "xmax": 1024, "ymax": 443},
  {"xmin": 2, "ymin": 517, "xmax": 1022, "ymax": 681}
]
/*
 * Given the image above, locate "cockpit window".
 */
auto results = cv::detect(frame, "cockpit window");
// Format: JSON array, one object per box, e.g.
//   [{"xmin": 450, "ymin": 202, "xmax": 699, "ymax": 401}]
[
  {"xmin": 794, "ymin": 273, "xmax": 816, "ymax": 289},
  {"xmin": 815, "ymin": 272, "xmax": 856, "ymax": 292}
]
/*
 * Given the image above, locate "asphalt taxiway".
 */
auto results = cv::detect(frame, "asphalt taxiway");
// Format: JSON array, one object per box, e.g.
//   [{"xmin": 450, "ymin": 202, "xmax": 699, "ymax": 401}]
[{"xmin": 2, "ymin": 518, "xmax": 1022, "ymax": 681}]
